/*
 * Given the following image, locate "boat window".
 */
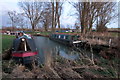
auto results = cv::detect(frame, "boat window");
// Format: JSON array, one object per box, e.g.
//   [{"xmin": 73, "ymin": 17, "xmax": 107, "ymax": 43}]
[
  {"xmin": 77, "ymin": 35, "xmax": 80, "ymax": 38},
  {"xmin": 57, "ymin": 35, "xmax": 59, "ymax": 38},
  {"xmin": 77, "ymin": 35, "xmax": 80, "ymax": 40},
  {"xmin": 59, "ymin": 35, "xmax": 61, "ymax": 38},
  {"xmin": 54, "ymin": 34, "xmax": 56, "ymax": 38},
  {"xmin": 66, "ymin": 35, "xmax": 69, "ymax": 40},
  {"xmin": 52, "ymin": 35, "xmax": 54, "ymax": 37},
  {"xmin": 71, "ymin": 36, "xmax": 75, "ymax": 40},
  {"xmin": 61, "ymin": 35, "xmax": 64, "ymax": 39},
  {"xmin": 17, "ymin": 39, "xmax": 31, "ymax": 51},
  {"xmin": 64, "ymin": 36, "xmax": 66, "ymax": 39}
]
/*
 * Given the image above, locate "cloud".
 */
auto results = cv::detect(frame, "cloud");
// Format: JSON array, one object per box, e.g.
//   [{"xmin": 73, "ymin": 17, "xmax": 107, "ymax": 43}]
[
  {"xmin": 0, "ymin": 0, "xmax": 20, "ymax": 13},
  {"xmin": 0, "ymin": 1, "xmax": 118, "ymax": 28},
  {"xmin": 0, "ymin": 0, "xmax": 19, "ymax": 3}
]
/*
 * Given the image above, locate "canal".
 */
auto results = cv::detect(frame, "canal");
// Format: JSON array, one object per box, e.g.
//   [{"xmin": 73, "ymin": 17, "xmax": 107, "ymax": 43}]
[{"xmin": 34, "ymin": 36, "xmax": 93, "ymax": 64}]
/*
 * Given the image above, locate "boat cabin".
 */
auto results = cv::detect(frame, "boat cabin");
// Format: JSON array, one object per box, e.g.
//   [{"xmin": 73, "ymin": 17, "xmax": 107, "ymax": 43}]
[
  {"xmin": 50, "ymin": 33, "xmax": 81, "ymax": 46},
  {"xmin": 12, "ymin": 36, "xmax": 38, "ymax": 64},
  {"xmin": 50, "ymin": 33, "xmax": 80, "ymax": 41}
]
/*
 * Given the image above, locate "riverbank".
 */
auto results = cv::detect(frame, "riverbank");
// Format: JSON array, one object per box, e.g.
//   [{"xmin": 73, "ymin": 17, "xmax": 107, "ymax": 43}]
[
  {"xmin": 2, "ymin": 43, "xmax": 120, "ymax": 79},
  {"xmin": 33, "ymin": 32, "xmax": 119, "ymax": 53},
  {"xmin": 2, "ymin": 35, "xmax": 15, "ymax": 53},
  {"xmin": 2, "ymin": 52, "xmax": 119, "ymax": 79},
  {"xmin": 2, "ymin": 32, "xmax": 120, "ymax": 79},
  {"xmin": 32, "ymin": 32, "xmax": 51, "ymax": 37},
  {"xmin": 33, "ymin": 33, "xmax": 49, "ymax": 37}
]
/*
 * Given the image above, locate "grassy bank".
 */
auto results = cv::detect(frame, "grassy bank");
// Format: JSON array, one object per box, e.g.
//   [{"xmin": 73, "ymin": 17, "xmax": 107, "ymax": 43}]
[
  {"xmin": 25, "ymin": 31, "xmax": 51, "ymax": 36},
  {"xmin": 39, "ymin": 32, "xmax": 51, "ymax": 35},
  {"xmin": 2, "ymin": 35, "xmax": 15, "ymax": 53}
]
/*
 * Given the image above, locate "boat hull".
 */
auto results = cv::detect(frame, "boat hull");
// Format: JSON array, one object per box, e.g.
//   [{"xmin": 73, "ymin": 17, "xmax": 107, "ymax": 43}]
[{"xmin": 12, "ymin": 51, "xmax": 38, "ymax": 64}]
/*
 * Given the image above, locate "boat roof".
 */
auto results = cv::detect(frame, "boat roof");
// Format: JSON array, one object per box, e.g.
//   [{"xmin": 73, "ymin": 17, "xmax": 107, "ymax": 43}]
[
  {"xmin": 12, "ymin": 37, "xmax": 36, "ymax": 51},
  {"xmin": 19, "ymin": 34, "xmax": 32, "ymax": 39}
]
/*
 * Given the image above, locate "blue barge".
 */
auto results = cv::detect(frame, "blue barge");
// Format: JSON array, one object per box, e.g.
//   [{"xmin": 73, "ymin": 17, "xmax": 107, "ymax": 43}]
[{"xmin": 49, "ymin": 33, "xmax": 84, "ymax": 46}]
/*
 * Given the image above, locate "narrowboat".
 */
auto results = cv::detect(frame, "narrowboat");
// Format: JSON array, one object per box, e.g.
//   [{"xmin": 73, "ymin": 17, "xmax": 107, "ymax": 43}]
[
  {"xmin": 49, "ymin": 33, "xmax": 85, "ymax": 46},
  {"xmin": 12, "ymin": 34, "xmax": 38, "ymax": 64}
]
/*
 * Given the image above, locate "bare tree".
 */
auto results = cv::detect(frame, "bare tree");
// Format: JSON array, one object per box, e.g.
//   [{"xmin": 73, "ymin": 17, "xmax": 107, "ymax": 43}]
[
  {"xmin": 57, "ymin": 2, "xmax": 63, "ymax": 29},
  {"xmin": 70, "ymin": 2, "xmax": 90, "ymax": 34},
  {"xmin": 51, "ymin": 2, "xmax": 63, "ymax": 32},
  {"xmin": 41, "ymin": 3, "xmax": 52, "ymax": 31},
  {"xmin": 51, "ymin": 2, "xmax": 55, "ymax": 32},
  {"xmin": 18, "ymin": 1, "xmax": 45, "ymax": 30},
  {"xmin": 96, "ymin": 2, "xmax": 116, "ymax": 32},
  {"xmin": 17, "ymin": 13, "xmax": 25, "ymax": 30},
  {"xmin": 8, "ymin": 11, "xmax": 18, "ymax": 30},
  {"xmin": 70, "ymin": 1, "xmax": 116, "ymax": 33},
  {"xmin": 8, "ymin": 11, "xmax": 25, "ymax": 30}
]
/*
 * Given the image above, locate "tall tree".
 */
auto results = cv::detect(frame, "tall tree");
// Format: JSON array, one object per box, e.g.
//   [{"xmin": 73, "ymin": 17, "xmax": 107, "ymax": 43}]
[
  {"xmin": 41, "ymin": 3, "xmax": 52, "ymax": 31},
  {"xmin": 96, "ymin": 2, "xmax": 116, "ymax": 32},
  {"xmin": 51, "ymin": 1, "xmax": 63, "ymax": 32},
  {"xmin": 57, "ymin": 2, "xmax": 63, "ymax": 29},
  {"xmin": 70, "ymin": 2, "xmax": 90, "ymax": 34},
  {"xmin": 18, "ymin": 1, "xmax": 45, "ymax": 30},
  {"xmin": 51, "ymin": 2, "xmax": 55, "ymax": 32},
  {"xmin": 17, "ymin": 13, "xmax": 25, "ymax": 30},
  {"xmin": 70, "ymin": 1, "xmax": 116, "ymax": 33},
  {"xmin": 8, "ymin": 11, "xmax": 18, "ymax": 30},
  {"xmin": 8, "ymin": 11, "xmax": 25, "ymax": 31}
]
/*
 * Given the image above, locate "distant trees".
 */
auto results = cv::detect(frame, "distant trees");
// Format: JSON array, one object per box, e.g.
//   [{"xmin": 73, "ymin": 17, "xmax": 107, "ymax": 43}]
[
  {"xmin": 7, "ymin": 1, "xmax": 116, "ymax": 33},
  {"xmin": 75, "ymin": 23, "xmax": 80, "ymax": 32},
  {"xmin": 41, "ymin": 3, "xmax": 52, "ymax": 31},
  {"xmin": 8, "ymin": 11, "xmax": 18, "ymax": 30},
  {"xmin": 18, "ymin": 1, "xmax": 63, "ymax": 31},
  {"xmin": 16, "ymin": 13, "xmax": 25, "ymax": 30},
  {"xmin": 70, "ymin": 2, "xmax": 116, "ymax": 34},
  {"xmin": 8, "ymin": 11, "xmax": 25, "ymax": 30},
  {"xmin": 96, "ymin": 2, "xmax": 116, "ymax": 32},
  {"xmin": 18, "ymin": 2, "xmax": 45, "ymax": 30}
]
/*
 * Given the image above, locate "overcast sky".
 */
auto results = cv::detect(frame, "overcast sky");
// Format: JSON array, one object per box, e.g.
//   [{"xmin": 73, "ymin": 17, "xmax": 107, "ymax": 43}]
[{"xmin": 0, "ymin": 0, "xmax": 119, "ymax": 29}]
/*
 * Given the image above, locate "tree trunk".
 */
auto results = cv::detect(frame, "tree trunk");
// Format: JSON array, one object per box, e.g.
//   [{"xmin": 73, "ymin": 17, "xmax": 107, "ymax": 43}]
[
  {"xmin": 58, "ymin": 15, "xmax": 60, "ymax": 30},
  {"xmin": 56, "ymin": 2, "xmax": 61, "ymax": 30},
  {"xmin": 54, "ymin": 2, "xmax": 58, "ymax": 29},
  {"xmin": 52, "ymin": 2, "xmax": 55, "ymax": 32},
  {"xmin": 32, "ymin": 23, "xmax": 35, "ymax": 30},
  {"xmin": 44, "ymin": 24, "xmax": 48, "ymax": 31},
  {"xmin": 89, "ymin": 19, "xmax": 93, "ymax": 33}
]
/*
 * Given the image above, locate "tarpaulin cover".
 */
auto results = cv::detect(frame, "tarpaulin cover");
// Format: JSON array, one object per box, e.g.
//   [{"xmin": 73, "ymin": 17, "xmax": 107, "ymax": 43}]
[{"xmin": 12, "ymin": 36, "xmax": 37, "ymax": 52}]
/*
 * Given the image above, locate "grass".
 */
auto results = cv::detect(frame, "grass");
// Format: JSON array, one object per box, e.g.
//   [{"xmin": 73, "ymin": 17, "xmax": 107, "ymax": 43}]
[
  {"xmin": 25, "ymin": 31, "xmax": 39, "ymax": 34},
  {"xmin": 2, "ymin": 35, "xmax": 15, "ymax": 53},
  {"xmin": 93, "ymin": 57, "xmax": 119, "ymax": 78},
  {"xmin": 110, "ymin": 32, "xmax": 120, "ymax": 37},
  {"xmin": 39, "ymin": 32, "xmax": 51, "ymax": 35},
  {"xmin": 25, "ymin": 31, "xmax": 51, "ymax": 35}
]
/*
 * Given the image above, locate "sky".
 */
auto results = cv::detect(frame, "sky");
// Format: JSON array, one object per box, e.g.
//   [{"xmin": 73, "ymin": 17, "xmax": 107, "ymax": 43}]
[{"xmin": 0, "ymin": 0, "xmax": 119, "ymax": 29}]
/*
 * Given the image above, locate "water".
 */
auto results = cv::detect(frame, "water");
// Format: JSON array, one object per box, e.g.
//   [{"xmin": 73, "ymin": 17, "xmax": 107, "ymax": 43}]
[{"xmin": 33, "ymin": 36, "xmax": 90, "ymax": 64}]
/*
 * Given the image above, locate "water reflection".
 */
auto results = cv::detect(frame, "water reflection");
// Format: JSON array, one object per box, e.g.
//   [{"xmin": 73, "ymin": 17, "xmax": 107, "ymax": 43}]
[
  {"xmin": 34, "ymin": 36, "xmax": 80, "ymax": 64},
  {"xmin": 59, "ymin": 50, "xmax": 79, "ymax": 60}
]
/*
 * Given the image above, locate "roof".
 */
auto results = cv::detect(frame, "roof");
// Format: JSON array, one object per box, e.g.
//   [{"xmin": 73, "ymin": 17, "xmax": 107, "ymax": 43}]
[{"xmin": 12, "ymin": 37, "xmax": 36, "ymax": 52}]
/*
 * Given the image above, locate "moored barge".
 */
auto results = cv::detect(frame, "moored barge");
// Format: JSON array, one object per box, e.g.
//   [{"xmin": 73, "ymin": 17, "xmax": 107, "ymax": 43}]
[
  {"xmin": 49, "ymin": 33, "xmax": 86, "ymax": 46},
  {"xmin": 12, "ymin": 33, "xmax": 38, "ymax": 64}
]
